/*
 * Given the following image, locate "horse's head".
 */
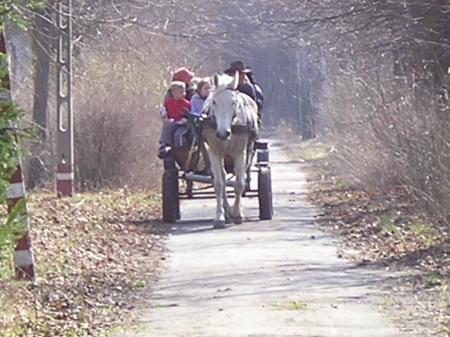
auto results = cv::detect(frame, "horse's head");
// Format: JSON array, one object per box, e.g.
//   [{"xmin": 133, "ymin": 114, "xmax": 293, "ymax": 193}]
[{"xmin": 207, "ymin": 73, "xmax": 239, "ymax": 141}]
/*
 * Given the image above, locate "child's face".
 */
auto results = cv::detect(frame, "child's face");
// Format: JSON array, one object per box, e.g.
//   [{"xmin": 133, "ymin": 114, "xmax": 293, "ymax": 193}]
[
  {"xmin": 172, "ymin": 87, "xmax": 186, "ymax": 100},
  {"xmin": 199, "ymin": 84, "xmax": 210, "ymax": 97}
]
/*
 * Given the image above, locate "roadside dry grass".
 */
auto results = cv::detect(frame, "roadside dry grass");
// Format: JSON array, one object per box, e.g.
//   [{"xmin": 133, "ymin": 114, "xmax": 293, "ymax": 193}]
[
  {"xmin": 285, "ymin": 135, "xmax": 450, "ymax": 337},
  {"xmin": 0, "ymin": 190, "xmax": 166, "ymax": 337}
]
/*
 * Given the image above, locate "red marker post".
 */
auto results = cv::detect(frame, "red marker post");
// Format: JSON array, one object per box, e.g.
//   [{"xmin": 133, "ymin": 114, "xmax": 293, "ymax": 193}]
[
  {"xmin": 1, "ymin": 33, "xmax": 35, "ymax": 281},
  {"xmin": 7, "ymin": 165, "xmax": 36, "ymax": 281}
]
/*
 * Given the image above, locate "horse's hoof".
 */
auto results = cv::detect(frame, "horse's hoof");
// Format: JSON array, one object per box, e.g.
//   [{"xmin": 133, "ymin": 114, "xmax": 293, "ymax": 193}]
[
  {"xmin": 224, "ymin": 210, "xmax": 232, "ymax": 224},
  {"xmin": 231, "ymin": 216, "xmax": 243, "ymax": 225},
  {"xmin": 213, "ymin": 220, "xmax": 226, "ymax": 229}
]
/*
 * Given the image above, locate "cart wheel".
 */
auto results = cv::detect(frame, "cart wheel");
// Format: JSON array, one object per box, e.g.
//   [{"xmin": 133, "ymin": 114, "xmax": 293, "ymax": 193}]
[
  {"xmin": 163, "ymin": 156, "xmax": 176, "ymax": 170},
  {"xmin": 187, "ymin": 180, "xmax": 194, "ymax": 199},
  {"xmin": 258, "ymin": 166, "xmax": 273, "ymax": 220},
  {"xmin": 162, "ymin": 168, "xmax": 180, "ymax": 223}
]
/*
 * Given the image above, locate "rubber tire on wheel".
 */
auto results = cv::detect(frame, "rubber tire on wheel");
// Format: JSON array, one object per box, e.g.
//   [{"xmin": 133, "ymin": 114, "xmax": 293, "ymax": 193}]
[
  {"xmin": 162, "ymin": 168, "xmax": 179, "ymax": 223},
  {"xmin": 258, "ymin": 166, "xmax": 273, "ymax": 220},
  {"xmin": 186, "ymin": 180, "xmax": 194, "ymax": 199}
]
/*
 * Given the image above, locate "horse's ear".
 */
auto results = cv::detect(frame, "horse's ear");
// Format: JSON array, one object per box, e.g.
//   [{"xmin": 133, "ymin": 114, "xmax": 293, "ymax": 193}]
[
  {"xmin": 228, "ymin": 71, "xmax": 239, "ymax": 90},
  {"xmin": 213, "ymin": 73, "xmax": 219, "ymax": 88}
]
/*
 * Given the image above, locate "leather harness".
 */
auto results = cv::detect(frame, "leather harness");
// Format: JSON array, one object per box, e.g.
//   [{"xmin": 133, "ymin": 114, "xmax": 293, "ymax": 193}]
[{"xmin": 202, "ymin": 117, "xmax": 254, "ymax": 135}]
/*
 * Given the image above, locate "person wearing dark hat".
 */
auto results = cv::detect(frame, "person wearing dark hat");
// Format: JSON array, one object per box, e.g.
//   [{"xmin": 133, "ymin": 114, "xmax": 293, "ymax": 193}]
[
  {"xmin": 246, "ymin": 70, "xmax": 264, "ymax": 113},
  {"xmin": 224, "ymin": 61, "xmax": 257, "ymax": 102}
]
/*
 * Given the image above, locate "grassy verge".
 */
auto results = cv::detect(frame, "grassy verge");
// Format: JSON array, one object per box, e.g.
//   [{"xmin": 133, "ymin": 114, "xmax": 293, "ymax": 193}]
[{"xmin": 0, "ymin": 189, "xmax": 165, "ymax": 337}]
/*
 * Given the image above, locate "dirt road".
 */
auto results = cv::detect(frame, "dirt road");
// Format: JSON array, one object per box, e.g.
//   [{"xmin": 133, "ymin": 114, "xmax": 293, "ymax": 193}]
[{"xmin": 121, "ymin": 142, "xmax": 405, "ymax": 337}]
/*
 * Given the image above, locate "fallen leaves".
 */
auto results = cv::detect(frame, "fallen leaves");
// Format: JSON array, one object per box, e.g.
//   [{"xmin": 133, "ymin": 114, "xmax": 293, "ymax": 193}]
[
  {"xmin": 308, "ymin": 177, "xmax": 449, "ymax": 273},
  {"xmin": 1, "ymin": 189, "xmax": 166, "ymax": 337},
  {"xmin": 299, "ymin": 142, "xmax": 450, "ymax": 337}
]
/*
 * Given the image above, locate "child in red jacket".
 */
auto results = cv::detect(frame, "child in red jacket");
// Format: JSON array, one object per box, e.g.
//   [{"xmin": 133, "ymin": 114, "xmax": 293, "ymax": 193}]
[{"xmin": 159, "ymin": 81, "xmax": 191, "ymax": 157}]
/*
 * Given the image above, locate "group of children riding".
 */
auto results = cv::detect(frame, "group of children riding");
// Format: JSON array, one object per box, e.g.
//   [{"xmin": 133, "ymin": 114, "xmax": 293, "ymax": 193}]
[{"xmin": 158, "ymin": 61, "xmax": 263, "ymax": 159}]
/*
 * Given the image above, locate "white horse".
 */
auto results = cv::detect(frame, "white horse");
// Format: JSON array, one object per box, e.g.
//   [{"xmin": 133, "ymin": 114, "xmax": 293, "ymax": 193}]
[{"xmin": 202, "ymin": 73, "xmax": 259, "ymax": 229}]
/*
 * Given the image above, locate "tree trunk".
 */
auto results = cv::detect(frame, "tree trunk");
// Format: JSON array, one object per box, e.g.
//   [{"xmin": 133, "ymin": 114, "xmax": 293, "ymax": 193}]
[
  {"xmin": 299, "ymin": 62, "xmax": 316, "ymax": 140},
  {"xmin": 28, "ymin": 9, "xmax": 53, "ymax": 188}
]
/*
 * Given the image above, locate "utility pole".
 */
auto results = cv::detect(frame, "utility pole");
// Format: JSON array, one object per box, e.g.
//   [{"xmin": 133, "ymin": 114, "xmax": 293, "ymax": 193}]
[
  {"xmin": 296, "ymin": 50, "xmax": 315, "ymax": 140},
  {"xmin": 56, "ymin": 0, "xmax": 74, "ymax": 197},
  {"xmin": 295, "ymin": 48, "xmax": 303, "ymax": 134}
]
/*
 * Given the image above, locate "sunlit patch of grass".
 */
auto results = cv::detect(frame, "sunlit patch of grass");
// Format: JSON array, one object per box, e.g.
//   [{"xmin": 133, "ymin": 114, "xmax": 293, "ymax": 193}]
[
  {"xmin": 65, "ymin": 329, "xmax": 79, "ymax": 337},
  {"xmin": 108, "ymin": 324, "xmax": 145, "ymax": 336},
  {"xmin": 440, "ymin": 325, "xmax": 450, "ymax": 337},
  {"xmin": 292, "ymin": 142, "xmax": 331, "ymax": 162},
  {"xmin": 287, "ymin": 300, "xmax": 308, "ymax": 310},
  {"xmin": 410, "ymin": 223, "xmax": 439, "ymax": 248},
  {"xmin": 1, "ymin": 326, "xmax": 26, "ymax": 337},
  {"xmin": 380, "ymin": 211, "xmax": 404, "ymax": 241},
  {"xmin": 424, "ymin": 272, "xmax": 444, "ymax": 288},
  {"xmin": 131, "ymin": 279, "xmax": 146, "ymax": 289},
  {"xmin": 300, "ymin": 146, "xmax": 330, "ymax": 161},
  {"xmin": 439, "ymin": 283, "xmax": 450, "ymax": 336},
  {"xmin": 0, "ymin": 282, "xmax": 37, "ymax": 337},
  {"xmin": 0, "ymin": 249, "xmax": 14, "ymax": 280},
  {"xmin": 272, "ymin": 300, "xmax": 308, "ymax": 311},
  {"xmin": 333, "ymin": 177, "xmax": 349, "ymax": 189},
  {"xmin": 284, "ymin": 136, "xmax": 333, "ymax": 163},
  {"xmin": 108, "ymin": 326, "xmax": 126, "ymax": 336},
  {"xmin": 0, "ymin": 202, "xmax": 29, "ymax": 281}
]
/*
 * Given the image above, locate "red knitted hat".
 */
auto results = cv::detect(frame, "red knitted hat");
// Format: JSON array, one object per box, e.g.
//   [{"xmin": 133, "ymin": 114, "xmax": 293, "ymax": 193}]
[{"xmin": 173, "ymin": 67, "xmax": 195, "ymax": 84}]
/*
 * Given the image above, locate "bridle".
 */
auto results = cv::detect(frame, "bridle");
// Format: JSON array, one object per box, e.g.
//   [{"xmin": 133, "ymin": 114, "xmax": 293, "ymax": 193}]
[
  {"xmin": 205, "ymin": 87, "xmax": 237, "ymax": 120},
  {"xmin": 202, "ymin": 90, "xmax": 256, "ymax": 136}
]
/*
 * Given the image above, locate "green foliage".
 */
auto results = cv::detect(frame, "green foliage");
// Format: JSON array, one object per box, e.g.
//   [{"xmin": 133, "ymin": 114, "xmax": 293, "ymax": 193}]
[
  {"xmin": 0, "ymin": 200, "xmax": 27, "ymax": 278},
  {"xmin": 0, "ymin": 97, "xmax": 22, "ymax": 205},
  {"xmin": 0, "ymin": 0, "xmax": 47, "ymax": 202},
  {"xmin": 0, "ymin": 1, "xmax": 48, "ymax": 28},
  {"xmin": 0, "ymin": 0, "xmax": 45, "ymax": 280}
]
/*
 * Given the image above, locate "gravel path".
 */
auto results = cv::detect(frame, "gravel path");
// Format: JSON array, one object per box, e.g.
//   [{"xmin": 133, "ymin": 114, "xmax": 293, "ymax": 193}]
[{"xmin": 122, "ymin": 142, "xmax": 404, "ymax": 337}]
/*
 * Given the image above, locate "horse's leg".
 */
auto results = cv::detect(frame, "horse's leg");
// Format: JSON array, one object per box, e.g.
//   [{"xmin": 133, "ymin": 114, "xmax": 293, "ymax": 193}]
[
  {"xmin": 222, "ymin": 168, "xmax": 231, "ymax": 223},
  {"xmin": 209, "ymin": 152, "xmax": 227, "ymax": 228},
  {"xmin": 230, "ymin": 151, "xmax": 246, "ymax": 224}
]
